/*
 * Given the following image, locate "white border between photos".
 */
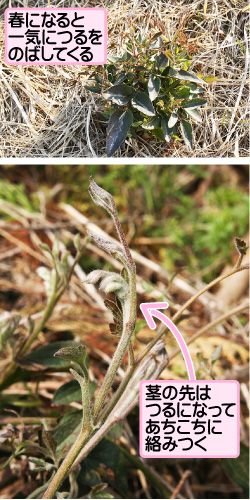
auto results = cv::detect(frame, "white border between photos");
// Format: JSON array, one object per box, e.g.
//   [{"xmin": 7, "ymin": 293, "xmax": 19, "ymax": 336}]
[{"xmin": 1, "ymin": 157, "xmax": 249, "ymax": 165}]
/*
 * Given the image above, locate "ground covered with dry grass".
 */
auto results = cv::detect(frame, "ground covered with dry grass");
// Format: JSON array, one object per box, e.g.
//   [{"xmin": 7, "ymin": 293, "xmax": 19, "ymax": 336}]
[
  {"xmin": 0, "ymin": 165, "xmax": 249, "ymax": 498},
  {"xmin": 0, "ymin": 0, "xmax": 249, "ymax": 158}
]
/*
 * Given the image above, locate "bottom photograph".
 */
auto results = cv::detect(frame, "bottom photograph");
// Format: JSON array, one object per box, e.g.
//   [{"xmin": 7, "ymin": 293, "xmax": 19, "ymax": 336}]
[{"xmin": 0, "ymin": 164, "xmax": 249, "ymax": 499}]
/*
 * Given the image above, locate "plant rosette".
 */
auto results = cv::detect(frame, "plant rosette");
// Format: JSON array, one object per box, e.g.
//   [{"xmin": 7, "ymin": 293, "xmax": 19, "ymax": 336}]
[{"xmin": 85, "ymin": 35, "xmax": 208, "ymax": 156}]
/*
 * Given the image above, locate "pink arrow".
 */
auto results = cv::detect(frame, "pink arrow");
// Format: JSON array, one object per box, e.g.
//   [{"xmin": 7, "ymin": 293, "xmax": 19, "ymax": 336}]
[{"xmin": 140, "ymin": 302, "xmax": 196, "ymax": 381}]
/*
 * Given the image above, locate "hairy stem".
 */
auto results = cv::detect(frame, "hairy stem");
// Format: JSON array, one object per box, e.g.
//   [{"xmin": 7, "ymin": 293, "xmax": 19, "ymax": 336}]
[
  {"xmin": 42, "ymin": 427, "xmax": 92, "ymax": 499},
  {"xmin": 128, "ymin": 340, "xmax": 136, "ymax": 369},
  {"xmin": 99, "ymin": 264, "xmax": 249, "ymax": 423},
  {"xmin": 92, "ymin": 262, "xmax": 136, "ymax": 422}
]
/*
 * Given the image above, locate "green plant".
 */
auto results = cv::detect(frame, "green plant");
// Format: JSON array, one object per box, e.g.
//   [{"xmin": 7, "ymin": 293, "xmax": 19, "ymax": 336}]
[
  {"xmin": 86, "ymin": 34, "xmax": 208, "ymax": 156},
  {"xmin": 42, "ymin": 182, "xmax": 248, "ymax": 498},
  {"xmin": 0, "ymin": 235, "xmax": 86, "ymax": 391},
  {"xmin": 0, "ymin": 179, "xmax": 248, "ymax": 499}
]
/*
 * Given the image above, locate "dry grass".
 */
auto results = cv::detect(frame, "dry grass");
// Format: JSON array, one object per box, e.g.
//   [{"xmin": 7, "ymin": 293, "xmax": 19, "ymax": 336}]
[{"xmin": 0, "ymin": 0, "xmax": 249, "ymax": 158}]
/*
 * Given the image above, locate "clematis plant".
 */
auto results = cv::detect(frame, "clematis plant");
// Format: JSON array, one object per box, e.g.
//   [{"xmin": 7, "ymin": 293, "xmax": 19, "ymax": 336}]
[
  {"xmin": 41, "ymin": 179, "xmax": 248, "ymax": 499},
  {"xmin": 42, "ymin": 178, "xmax": 168, "ymax": 499}
]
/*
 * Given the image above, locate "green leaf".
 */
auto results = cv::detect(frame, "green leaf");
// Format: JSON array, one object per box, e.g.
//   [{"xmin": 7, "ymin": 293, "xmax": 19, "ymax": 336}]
[
  {"xmin": 114, "ymin": 72, "xmax": 127, "ymax": 85},
  {"xmin": 42, "ymin": 430, "xmax": 57, "ymax": 459},
  {"xmin": 79, "ymin": 438, "xmax": 129, "ymax": 497},
  {"xmin": 141, "ymin": 116, "xmax": 160, "ymax": 130},
  {"xmin": 152, "ymin": 127, "xmax": 165, "ymax": 141},
  {"xmin": 90, "ymin": 483, "xmax": 113, "ymax": 499},
  {"xmin": 162, "ymin": 66, "xmax": 175, "ymax": 78},
  {"xmin": 188, "ymin": 84, "xmax": 205, "ymax": 95},
  {"xmin": 180, "ymin": 119, "xmax": 193, "ymax": 149},
  {"xmin": 221, "ymin": 443, "xmax": 249, "ymax": 497},
  {"xmin": 171, "ymin": 86, "xmax": 190, "ymax": 99},
  {"xmin": 148, "ymin": 75, "xmax": 161, "ymax": 101},
  {"xmin": 102, "ymin": 84, "xmax": 132, "ymax": 105},
  {"xmin": 26, "ymin": 341, "xmax": 79, "ymax": 368},
  {"xmin": 29, "ymin": 458, "xmax": 56, "ymax": 472},
  {"xmin": 53, "ymin": 380, "xmax": 81, "ymax": 405},
  {"xmin": 155, "ymin": 53, "xmax": 169, "ymax": 70},
  {"xmin": 54, "ymin": 345, "xmax": 87, "ymax": 365},
  {"xmin": 107, "ymin": 55, "xmax": 121, "ymax": 63},
  {"xmin": 131, "ymin": 92, "xmax": 155, "ymax": 116},
  {"xmin": 84, "ymin": 86, "xmax": 102, "ymax": 93},
  {"xmin": 135, "ymin": 65, "xmax": 148, "ymax": 71},
  {"xmin": 182, "ymin": 98, "xmax": 207, "ymax": 109},
  {"xmin": 184, "ymin": 107, "xmax": 202, "ymax": 123},
  {"xmin": 211, "ymin": 345, "xmax": 222, "ymax": 364},
  {"xmin": 175, "ymin": 69, "xmax": 207, "ymax": 85},
  {"xmin": 168, "ymin": 112, "xmax": 178, "ymax": 128},
  {"xmin": 161, "ymin": 117, "xmax": 174, "ymax": 142},
  {"xmin": 106, "ymin": 109, "xmax": 133, "ymax": 157},
  {"xmin": 53, "ymin": 410, "xmax": 82, "ymax": 451}
]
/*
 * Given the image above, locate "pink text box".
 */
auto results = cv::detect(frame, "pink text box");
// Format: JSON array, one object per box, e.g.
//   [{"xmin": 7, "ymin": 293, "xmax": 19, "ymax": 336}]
[
  {"xmin": 5, "ymin": 8, "xmax": 107, "ymax": 65},
  {"xmin": 140, "ymin": 380, "xmax": 240, "ymax": 458}
]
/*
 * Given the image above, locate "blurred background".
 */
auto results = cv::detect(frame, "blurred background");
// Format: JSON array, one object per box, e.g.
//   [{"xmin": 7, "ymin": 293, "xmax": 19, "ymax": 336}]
[{"xmin": 0, "ymin": 164, "xmax": 249, "ymax": 499}]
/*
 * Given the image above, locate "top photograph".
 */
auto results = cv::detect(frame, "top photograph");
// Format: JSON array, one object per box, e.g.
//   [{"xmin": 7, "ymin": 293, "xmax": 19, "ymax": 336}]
[{"xmin": 0, "ymin": 0, "xmax": 249, "ymax": 158}]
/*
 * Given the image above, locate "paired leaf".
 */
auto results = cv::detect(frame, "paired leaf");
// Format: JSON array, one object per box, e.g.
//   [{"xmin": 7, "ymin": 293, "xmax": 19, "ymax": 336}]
[
  {"xmin": 189, "ymin": 83, "xmax": 205, "ymax": 95},
  {"xmin": 42, "ymin": 430, "xmax": 57, "ymax": 461},
  {"xmin": 114, "ymin": 72, "xmax": 127, "ymax": 85},
  {"xmin": 175, "ymin": 69, "xmax": 207, "ymax": 85},
  {"xmin": 87, "ymin": 231, "xmax": 128, "ymax": 269},
  {"xmin": 162, "ymin": 66, "xmax": 175, "ymax": 78},
  {"xmin": 106, "ymin": 109, "xmax": 133, "ymax": 157},
  {"xmin": 155, "ymin": 52, "xmax": 169, "ymax": 70},
  {"xmin": 84, "ymin": 270, "xmax": 129, "ymax": 300},
  {"xmin": 180, "ymin": 119, "xmax": 193, "ymax": 149},
  {"xmin": 54, "ymin": 345, "xmax": 87, "ymax": 366},
  {"xmin": 184, "ymin": 107, "xmax": 202, "ymax": 123},
  {"xmin": 79, "ymin": 438, "xmax": 129, "ymax": 497},
  {"xmin": 103, "ymin": 84, "xmax": 132, "ymax": 105},
  {"xmin": 53, "ymin": 410, "xmax": 82, "ymax": 451},
  {"xmin": 171, "ymin": 86, "xmax": 190, "ymax": 99},
  {"xmin": 141, "ymin": 116, "xmax": 160, "ymax": 130},
  {"xmin": 107, "ymin": 55, "xmax": 122, "ymax": 63},
  {"xmin": 168, "ymin": 112, "xmax": 178, "ymax": 128},
  {"xmin": 84, "ymin": 86, "xmax": 102, "ymax": 93},
  {"xmin": 26, "ymin": 341, "xmax": 79, "ymax": 368},
  {"xmin": 90, "ymin": 483, "xmax": 113, "ymax": 499},
  {"xmin": 131, "ymin": 91, "xmax": 155, "ymax": 116},
  {"xmin": 161, "ymin": 117, "xmax": 174, "ymax": 142},
  {"xmin": 29, "ymin": 458, "xmax": 56, "ymax": 472},
  {"xmin": 53, "ymin": 380, "xmax": 82, "ymax": 405},
  {"xmin": 182, "ymin": 98, "xmax": 207, "ymax": 109},
  {"xmin": 148, "ymin": 75, "xmax": 161, "ymax": 101}
]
